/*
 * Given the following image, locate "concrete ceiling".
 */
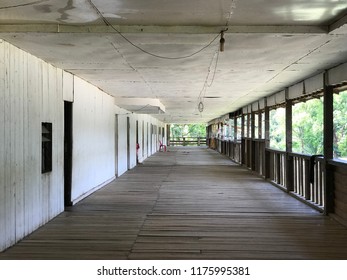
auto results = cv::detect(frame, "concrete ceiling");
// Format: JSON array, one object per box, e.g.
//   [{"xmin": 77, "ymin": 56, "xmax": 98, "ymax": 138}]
[{"xmin": 1, "ymin": 0, "xmax": 347, "ymax": 123}]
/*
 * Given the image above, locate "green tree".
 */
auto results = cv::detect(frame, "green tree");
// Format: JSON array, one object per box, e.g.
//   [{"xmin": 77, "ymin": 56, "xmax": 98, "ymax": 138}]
[
  {"xmin": 334, "ymin": 91, "xmax": 347, "ymax": 159},
  {"xmin": 170, "ymin": 124, "xmax": 206, "ymax": 138},
  {"xmin": 292, "ymin": 98, "xmax": 323, "ymax": 155},
  {"xmin": 270, "ymin": 107, "xmax": 286, "ymax": 150}
]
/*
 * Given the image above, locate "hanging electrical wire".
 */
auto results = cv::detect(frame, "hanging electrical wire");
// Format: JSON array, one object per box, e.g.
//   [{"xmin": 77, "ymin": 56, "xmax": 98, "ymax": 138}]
[
  {"xmin": 88, "ymin": 0, "xmax": 221, "ymax": 60},
  {"xmin": 196, "ymin": 47, "xmax": 220, "ymax": 114},
  {"xmin": 196, "ymin": 0, "xmax": 237, "ymax": 115}
]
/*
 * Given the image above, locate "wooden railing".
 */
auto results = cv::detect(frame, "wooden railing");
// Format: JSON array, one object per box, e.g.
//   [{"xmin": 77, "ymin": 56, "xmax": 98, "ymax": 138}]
[
  {"xmin": 254, "ymin": 139, "xmax": 266, "ymax": 176},
  {"xmin": 265, "ymin": 148, "xmax": 325, "ymax": 210},
  {"xmin": 210, "ymin": 139, "xmax": 242, "ymax": 164},
  {"xmin": 169, "ymin": 137, "xmax": 206, "ymax": 146},
  {"xmin": 209, "ymin": 141, "xmax": 327, "ymax": 211},
  {"xmin": 265, "ymin": 148, "xmax": 286, "ymax": 187},
  {"xmin": 290, "ymin": 153, "xmax": 325, "ymax": 208}
]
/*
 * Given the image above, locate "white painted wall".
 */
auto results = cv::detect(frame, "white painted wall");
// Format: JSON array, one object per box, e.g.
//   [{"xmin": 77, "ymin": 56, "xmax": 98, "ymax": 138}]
[
  {"xmin": 113, "ymin": 112, "xmax": 166, "ymax": 176},
  {"xmin": 0, "ymin": 39, "xmax": 167, "ymax": 252},
  {"xmin": 71, "ymin": 77, "xmax": 116, "ymax": 203},
  {"xmin": 116, "ymin": 114, "xmax": 129, "ymax": 177},
  {"xmin": 0, "ymin": 41, "xmax": 64, "ymax": 251}
]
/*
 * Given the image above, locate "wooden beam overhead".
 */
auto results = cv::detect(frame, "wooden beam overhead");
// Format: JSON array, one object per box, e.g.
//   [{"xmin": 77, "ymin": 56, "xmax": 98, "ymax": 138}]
[
  {"xmin": 0, "ymin": 24, "xmax": 329, "ymax": 34},
  {"xmin": 329, "ymin": 12, "xmax": 347, "ymax": 33}
]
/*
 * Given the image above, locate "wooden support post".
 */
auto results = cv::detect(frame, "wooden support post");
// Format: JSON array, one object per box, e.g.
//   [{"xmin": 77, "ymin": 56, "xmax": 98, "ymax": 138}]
[
  {"xmin": 167, "ymin": 124, "xmax": 170, "ymax": 146},
  {"xmin": 323, "ymin": 84, "xmax": 334, "ymax": 215},
  {"xmin": 241, "ymin": 113, "xmax": 245, "ymax": 165},
  {"xmin": 251, "ymin": 111, "xmax": 256, "ymax": 171},
  {"xmin": 286, "ymin": 95, "xmax": 294, "ymax": 192},
  {"xmin": 234, "ymin": 114, "xmax": 237, "ymax": 160},
  {"xmin": 258, "ymin": 111, "xmax": 262, "ymax": 139},
  {"xmin": 276, "ymin": 153, "xmax": 281, "ymax": 184},
  {"xmin": 264, "ymin": 99, "xmax": 271, "ymax": 179},
  {"xmin": 304, "ymin": 159, "xmax": 311, "ymax": 200}
]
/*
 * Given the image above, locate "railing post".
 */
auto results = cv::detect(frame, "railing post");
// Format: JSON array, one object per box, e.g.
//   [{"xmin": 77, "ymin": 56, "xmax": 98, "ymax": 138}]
[
  {"xmin": 276, "ymin": 153, "xmax": 281, "ymax": 184},
  {"xmin": 198, "ymin": 137, "xmax": 201, "ymax": 146},
  {"xmin": 183, "ymin": 137, "xmax": 186, "ymax": 146},
  {"xmin": 304, "ymin": 159, "xmax": 311, "ymax": 200}
]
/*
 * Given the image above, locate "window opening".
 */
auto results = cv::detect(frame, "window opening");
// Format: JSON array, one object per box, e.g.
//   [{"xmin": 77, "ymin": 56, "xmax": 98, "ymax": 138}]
[
  {"xmin": 42, "ymin": 122, "xmax": 52, "ymax": 173},
  {"xmin": 333, "ymin": 90, "xmax": 347, "ymax": 160},
  {"xmin": 292, "ymin": 97, "xmax": 323, "ymax": 155},
  {"xmin": 269, "ymin": 107, "xmax": 286, "ymax": 150}
]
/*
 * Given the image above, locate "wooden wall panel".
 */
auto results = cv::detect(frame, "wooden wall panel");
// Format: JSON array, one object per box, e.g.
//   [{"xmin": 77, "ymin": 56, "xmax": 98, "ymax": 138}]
[
  {"xmin": 53, "ymin": 68, "xmax": 64, "ymax": 217},
  {"xmin": 0, "ymin": 40, "xmax": 167, "ymax": 251},
  {"xmin": 334, "ymin": 165, "xmax": 347, "ymax": 224},
  {"xmin": 25, "ymin": 53, "xmax": 41, "ymax": 234},
  {"xmin": 117, "ymin": 114, "xmax": 128, "ymax": 177},
  {"xmin": 129, "ymin": 115, "xmax": 136, "ymax": 169},
  {"xmin": 12, "ymin": 45, "xmax": 25, "ymax": 241},
  {"xmin": 0, "ymin": 41, "xmax": 65, "ymax": 251},
  {"xmin": 4, "ymin": 41, "xmax": 16, "ymax": 249},
  {"xmin": 71, "ymin": 77, "xmax": 115, "ymax": 204},
  {"xmin": 0, "ymin": 41, "xmax": 6, "ymax": 251}
]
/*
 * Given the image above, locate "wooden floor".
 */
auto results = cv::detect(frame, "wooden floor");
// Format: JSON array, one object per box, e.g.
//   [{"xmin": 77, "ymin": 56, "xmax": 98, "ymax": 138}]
[{"xmin": 1, "ymin": 146, "xmax": 347, "ymax": 260}]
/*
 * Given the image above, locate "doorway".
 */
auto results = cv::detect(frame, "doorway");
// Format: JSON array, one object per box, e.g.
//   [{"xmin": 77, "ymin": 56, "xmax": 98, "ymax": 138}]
[
  {"xmin": 127, "ymin": 117, "xmax": 130, "ymax": 170},
  {"xmin": 64, "ymin": 101, "xmax": 73, "ymax": 207},
  {"xmin": 115, "ymin": 114, "xmax": 118, "ymax": 177},
  {"xmin": 136, "ymin": 120, "xmax": 139, "ymax": 164}
]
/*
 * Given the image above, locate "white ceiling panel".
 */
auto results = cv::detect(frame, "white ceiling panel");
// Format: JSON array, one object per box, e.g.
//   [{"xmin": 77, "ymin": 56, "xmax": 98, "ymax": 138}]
[{"xmin": 1, "ymin": 0, "xmax": 347, "ymax": 123}]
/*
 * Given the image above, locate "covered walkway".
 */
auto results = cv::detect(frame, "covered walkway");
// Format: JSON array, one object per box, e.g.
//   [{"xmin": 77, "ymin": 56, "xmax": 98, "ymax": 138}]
[{"xmin": 1, "ymin": 146, "xmax": 347, "ymax": 260}]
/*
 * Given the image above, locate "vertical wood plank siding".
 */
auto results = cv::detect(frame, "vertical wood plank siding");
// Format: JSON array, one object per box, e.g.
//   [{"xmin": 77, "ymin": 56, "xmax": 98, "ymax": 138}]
[
  {"xmin": 0, "ymin": 40, "xmax": 167, "ymax": 252},
  {"xmin": 0, "ymin": 41, "xmax": 6, "ymax": 250},
  {"xmin": 71, "ymin": 77, "xmax": 116, "ymax": 204},
  {"xmin": 0, "ymin": 41, "xmax": 64, "ymax": 251},
  {"xmin": 333, "ymin": 164, "xmax": 347, "ymax": 226}
]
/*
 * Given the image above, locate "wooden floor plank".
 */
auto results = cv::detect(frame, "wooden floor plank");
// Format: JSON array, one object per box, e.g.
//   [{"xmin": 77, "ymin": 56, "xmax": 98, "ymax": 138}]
[{"xmin": 1, "ymin": 146, "xmax": 347, "ymax": 260}]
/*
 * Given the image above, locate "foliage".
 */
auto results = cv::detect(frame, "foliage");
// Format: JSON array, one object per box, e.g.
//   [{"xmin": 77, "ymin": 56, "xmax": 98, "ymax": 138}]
[
  {"xmin": 268, "ymin": 92, "xmax": 347, "ymax": 159},
  {"xmin": 170, "ymin": 124, "xmax": 206, "ymax": 138},
  {"xmin": 292, "ymin": 98, "xmax": 323, "ymax": 155},
  {"xmin": 334, "ymin": 91, "xmax": 347, "ymax": 159},
  {"xmin": 269, "ymin": 107, "xmax": 286, "ymax": 150}
]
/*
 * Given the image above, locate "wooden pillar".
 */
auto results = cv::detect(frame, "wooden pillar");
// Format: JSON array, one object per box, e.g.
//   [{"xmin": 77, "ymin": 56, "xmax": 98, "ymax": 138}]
[
  {"xmin": 234, "ymin": 114, "xmax": 237, "ymax": 142},
  {"xmin": 241, "ymin": 112, "xmax": 245, "ymax": 165},
  {"xmin": 258, "ymin": 111, "xmax": 262, "ymax": 139},
  {"xmin": 323, "ymin": 84, "xmax": 334, "ymax": 214},
  {"xmin": 251, "ymin": 111, "xmax": 256, "ymax": 171},
  {"xmin": 233, "ymin": 114, "xmax": 237, "ymax": 160},
  {"xmin": 286, "ymin": 93, "xmax": 294, "ymax": 192},
  {"xmin": 264, "ymin": 99, "xmax": 271, "ymax": 179},
  {"xmin": 167, "ymin": 124, "xmax": 170, "ymax": 146}
]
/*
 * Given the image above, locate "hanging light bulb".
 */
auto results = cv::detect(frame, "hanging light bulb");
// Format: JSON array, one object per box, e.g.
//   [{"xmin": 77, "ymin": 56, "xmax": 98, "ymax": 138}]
[
  {"xmin": 198, "ymin": 101, "xmax": 204, "ymax": 113},
  {"xmin": 219, "ymin": 31, "xmax": 225, "ymax": 52}
]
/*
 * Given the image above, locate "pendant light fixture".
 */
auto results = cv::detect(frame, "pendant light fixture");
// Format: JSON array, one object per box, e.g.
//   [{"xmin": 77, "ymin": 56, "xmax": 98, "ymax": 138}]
[{"xmin": 219, "ymin": 31, "xmax": 225, "ymax": 52}]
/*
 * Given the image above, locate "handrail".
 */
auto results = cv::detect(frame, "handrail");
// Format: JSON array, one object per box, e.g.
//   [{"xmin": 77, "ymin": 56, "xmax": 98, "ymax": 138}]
[
  {"xmin": 265, "ymin": 147, "xmax": 286, "ymax": 155},
  {"xmin": 169, "ymin": 137, "xmax": 206, "ymax": 146},
  {"xmin": 328, "ymin": 158, "xmax": 347, "ymax": 167},
  {"xmin": 288, "ymin": 151, "xmax": 312, "ymax": 160},
  {"xmin": 212, "ymin": 138, "xmax": 327, "ymax": 211},
  {"xmin": 266, "ymin": 148, "xmax": 325, "ymax": 210}
]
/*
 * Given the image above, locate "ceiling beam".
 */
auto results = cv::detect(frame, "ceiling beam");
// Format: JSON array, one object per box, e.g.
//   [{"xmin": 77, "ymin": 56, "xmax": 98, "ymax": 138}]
[
  {"xmin": 0, "ymin": 24, "xmax": 328, "ymax": 34},
  {"xmin": 329, "ymin": 12, "xmax": 347, "ymax": 34}
]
